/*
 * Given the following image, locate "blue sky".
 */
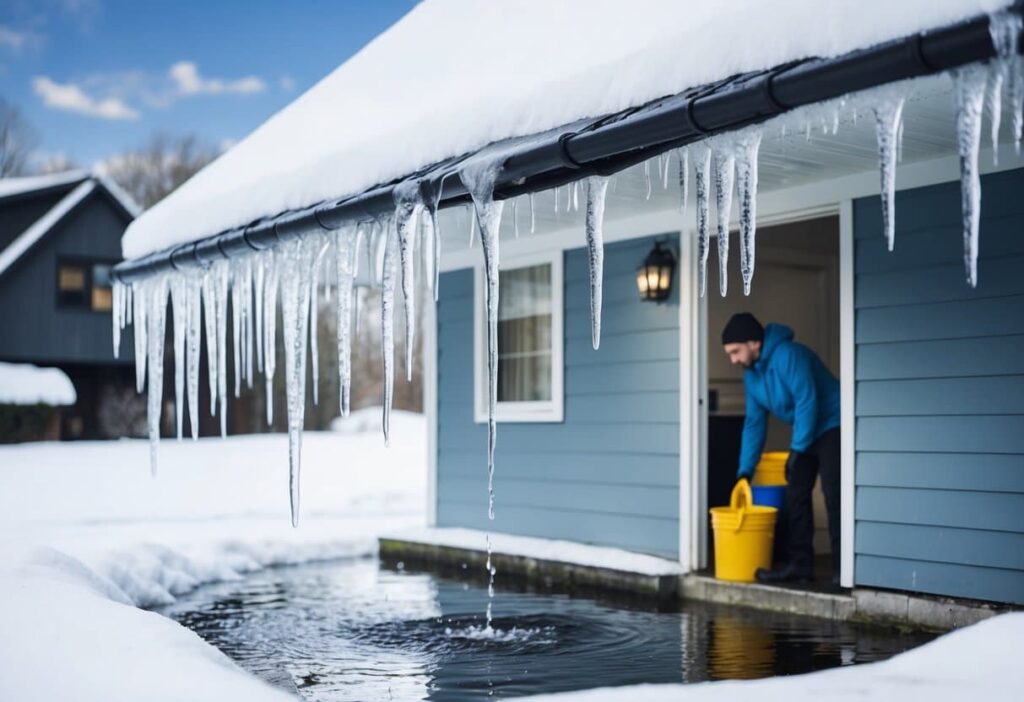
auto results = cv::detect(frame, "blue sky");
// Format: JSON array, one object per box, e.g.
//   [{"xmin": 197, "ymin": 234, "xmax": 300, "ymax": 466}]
[{"xmin": 0, "ymin": 0, "xmax": 418, "ymax": 167}]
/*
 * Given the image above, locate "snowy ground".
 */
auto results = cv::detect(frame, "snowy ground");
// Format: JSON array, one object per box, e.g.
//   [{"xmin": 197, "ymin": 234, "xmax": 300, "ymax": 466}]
[{"xmin": 0, "ymin": 408, "xmax": 426, "ymax": 702}]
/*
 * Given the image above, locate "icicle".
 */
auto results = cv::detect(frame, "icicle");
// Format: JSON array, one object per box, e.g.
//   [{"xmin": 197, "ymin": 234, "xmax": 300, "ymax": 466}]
[
  {"xmin": 677, "ymin": 147, "xmax": 689, "ymax": 216},
  {"xmin": 133, "ymin": 282, "xmax": 147, "ymax": 393},
  {"xmin": 335, "ymin": 225, "xmax": 357, "ymax": 417},
  {"xmin": 873, "ymin": 96, "xmax": 905, "ymax": 252},
  {"xmin": 215, "ymin": 260, "xmax": 229, "ymax": 436},
  {"xmin": 394, "ymin": 188, "xmax": 422, "ymax": 384},
  {"xmin": 529, "ymin": 192, "xmax": 536, "ymax": 233},
  {"xmin": 468, "ymin": 206, "xmax": 477, "ymax": 247},
  {"xmin": 485, "ymin": 533, "xmax": 495, "ymax": 631},
  {"xmin": 240, "ymin": 258, "xmax": 253, "ymax": 389},
  {"xmin": 231, "ymin": 260, "xmax": 242, "ymax": 399},
  {"xmin": 254, "ymin": 255, "xmax": 266, "ymax": 373},
  {"xmin": 572, "ymin": 180, "xmax": 579, "ymax": 211},
  {"xmin": 554, "ymin": 184, "xmax": 559, "ymax": 212},
  {"xmin": 513, "ymin": 198, "xmax": 520, "ymax": 238},
  {"xmin": 380, "ymin": 217, "xmax": 398, "ymax": 445},
  {"xmin": 263, "ymin": 250, "xmax": 280, "ymax": 425},
  {"xmin": 170, "ymin": 275, "xmax": 187, "ymax": 440},
  {"xmin": 736, "ymin": 131, "xmax": 762, "ymax": 296},
  {"xmin": 661, "ymin": 152, "xmax": 671, "ymax": 190},
  {"xmin": 585, "ymin": 176, "xmax": 608, "ymax": 350},
  {"xmin": 185, "ymin": 275, "xmax": 201, "ymax": 440},
  {"xmin": 989, "ymin": 10, "xmax": 1024, "ymax": 157},
  {"xmin": 713, "ymin": 145, "xmax": 736, "ymax": 297},
  {"xmin": 954, "ymin": 65, "xmax": 988, "ymax": 288},
  {"xmin": 280, "ymin": 237, "xmax": 317, "ymax": 527},
  {"xmin": 112, "ymin": 280, "xmax": 123, "ymax": 358},
  {"xmin": 201, "ymin": 267, "xmax": 218, "ymax": 416},
  {"xmin": 644, "ymin": 159, "xmax": 652, "ymax": 200},
  {"xmin": 564, "ymin": 184, "xmax": 572, "ymax": 213},
  {"xmin": 310, "ymin": 236, "xmax": 330, "ymax": 406},
  {"xmin": 459, "ymin": 155, "xmax": 505, "ymax": 522},
  {"xmin": 145, "ymin": 276, "xmax": 168, "ymax": 476},
  {"xmin": 694, "ymin": 144, "xmax": 712, "ymax": 298}
]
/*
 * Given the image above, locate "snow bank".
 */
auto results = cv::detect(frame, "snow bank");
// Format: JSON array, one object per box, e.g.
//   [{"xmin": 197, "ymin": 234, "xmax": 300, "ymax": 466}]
[
  {"xmin": 0, "ymin": 361, "xmax": 77, "ymax": 405},
  {"xmin": 122, "ymin": 0, "xmax": 1012, "ymax": 259},
  {"xmin": 523, "ymin": 613, "xmax": 1024, "ymax": 701},
  {"xmin": 0, "ymin": 420, "xmax": 427, "ymax": 700}
]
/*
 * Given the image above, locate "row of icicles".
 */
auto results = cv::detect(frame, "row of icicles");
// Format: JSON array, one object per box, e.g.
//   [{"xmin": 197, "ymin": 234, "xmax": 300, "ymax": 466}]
[{"xmin": 112, "ymin": 11, "xmax": 1020, "ymax": 539}]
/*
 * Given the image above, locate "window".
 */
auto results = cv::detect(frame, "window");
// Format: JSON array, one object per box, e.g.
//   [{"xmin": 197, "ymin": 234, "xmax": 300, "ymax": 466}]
[
  {"xmin": 474, "ymin": 250, "xmax": 563, "ymax": 423},
  {"xmin": 56, "ymin": 259, "xmax": 115, "ymax": 312}
]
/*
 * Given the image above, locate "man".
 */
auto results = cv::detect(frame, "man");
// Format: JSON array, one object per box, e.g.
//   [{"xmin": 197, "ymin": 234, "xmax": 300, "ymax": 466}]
[{"xmin": 722, "ymin": 312, "xmax": 841, "ymax": 584}]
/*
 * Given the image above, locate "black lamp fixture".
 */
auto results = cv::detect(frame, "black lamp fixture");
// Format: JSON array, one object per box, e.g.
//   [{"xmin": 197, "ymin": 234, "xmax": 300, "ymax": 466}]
[{"xmin": 636, "ymin": 241, "xmax": 676, "ymax": 302}]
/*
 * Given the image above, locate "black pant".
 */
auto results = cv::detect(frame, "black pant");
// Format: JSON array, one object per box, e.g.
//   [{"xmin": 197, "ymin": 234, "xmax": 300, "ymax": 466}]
[{"xmin": 785, "ymin": 427, "xmax": 841, "ymax": 573}]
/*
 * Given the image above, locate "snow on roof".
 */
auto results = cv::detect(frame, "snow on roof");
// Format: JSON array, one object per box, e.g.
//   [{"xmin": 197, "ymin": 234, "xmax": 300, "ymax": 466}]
[
  {"xmin": 121, "ymin": 0, "xmax": 1011, "ymax": 260},
  {"xmin": 0, "ymin": 170, "xmax": 88, "ymax": 200},
  {"xmin": 0, "ymin": 362, "xmax": 76, "ymax": 406}
]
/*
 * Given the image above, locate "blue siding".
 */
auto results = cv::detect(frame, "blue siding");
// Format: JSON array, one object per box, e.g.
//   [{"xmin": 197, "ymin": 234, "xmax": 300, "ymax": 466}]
[
  {"xmin": 436, "ymin": 235, "xmax": 680, "ymax": 558},
  {"xmin": 853, "ymin": 169, "xmax": 1024, "ymax": 604}
]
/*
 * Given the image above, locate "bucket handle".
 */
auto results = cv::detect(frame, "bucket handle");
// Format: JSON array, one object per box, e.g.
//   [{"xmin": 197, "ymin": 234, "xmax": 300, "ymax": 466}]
[{"xmin": 730, "ymin": 478, "xmax": 753, "ymax": 532}]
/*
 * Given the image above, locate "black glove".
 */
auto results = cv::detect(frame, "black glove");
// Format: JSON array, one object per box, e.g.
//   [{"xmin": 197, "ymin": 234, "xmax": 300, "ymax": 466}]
[{"xmin": 785, "ymin": 451, "xmax": 815, "ymax": 482}]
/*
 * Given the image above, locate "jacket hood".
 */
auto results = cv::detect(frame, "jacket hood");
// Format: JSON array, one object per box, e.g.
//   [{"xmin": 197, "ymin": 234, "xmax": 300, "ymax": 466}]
[{"xmin": 757, "ymin": 323, "xmax": 794, "ymax": 367}]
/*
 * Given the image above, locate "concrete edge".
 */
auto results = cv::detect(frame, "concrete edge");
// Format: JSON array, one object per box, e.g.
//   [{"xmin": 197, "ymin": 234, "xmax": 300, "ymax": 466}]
[{"xmin": 379, "ymin": 538, "xmax": 1017, "ymax": 632}]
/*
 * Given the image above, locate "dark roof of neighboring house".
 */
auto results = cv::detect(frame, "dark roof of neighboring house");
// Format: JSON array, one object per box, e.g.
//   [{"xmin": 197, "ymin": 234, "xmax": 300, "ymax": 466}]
[{"xmin": 0, "ymin": 171, "xmax": 140, "ymax": 280}]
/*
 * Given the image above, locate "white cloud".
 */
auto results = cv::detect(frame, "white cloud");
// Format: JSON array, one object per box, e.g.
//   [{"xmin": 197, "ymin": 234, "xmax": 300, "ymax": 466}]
[
  {"xmin": 170, "ymin": 61, "xmax": 266, "ymax": 96},
  {"xmin": 32, "ymin": 76, "xmax": 139, "ymax": 120},
  {"xmin": 0, "ymin": 25, "xmax": 41, "ymax": 53}
]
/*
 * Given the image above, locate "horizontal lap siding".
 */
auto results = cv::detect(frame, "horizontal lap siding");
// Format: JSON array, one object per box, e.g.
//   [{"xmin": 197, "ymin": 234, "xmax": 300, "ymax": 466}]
[
  {"xmin": 436, "ymin": 235, "xmax": 680, "ymax": 558},
  {"xmin": 854, "ymin": 169, "xmax": 1024, "ymax": 604}
]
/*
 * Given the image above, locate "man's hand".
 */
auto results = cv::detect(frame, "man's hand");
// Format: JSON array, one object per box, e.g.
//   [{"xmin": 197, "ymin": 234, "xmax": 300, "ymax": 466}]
[{"xmin": 785, "ymin": 450, "xmax": 816, "ymax": 482}]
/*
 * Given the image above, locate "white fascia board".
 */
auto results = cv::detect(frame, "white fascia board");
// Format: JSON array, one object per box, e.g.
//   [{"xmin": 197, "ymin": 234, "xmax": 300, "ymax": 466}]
[
  {"xmin": 0, "ymin": 180, "xmax": 97, "ymax": 278},
  {"xmin": 0, "ymin": 170, "xmax": 89, "ymax": 201}
]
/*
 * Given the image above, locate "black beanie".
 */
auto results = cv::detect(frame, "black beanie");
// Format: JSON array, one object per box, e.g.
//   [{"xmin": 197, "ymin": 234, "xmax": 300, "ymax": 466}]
[{"xmin": 722, "ymin": 313, "xmax": 764, "ymax": 345}]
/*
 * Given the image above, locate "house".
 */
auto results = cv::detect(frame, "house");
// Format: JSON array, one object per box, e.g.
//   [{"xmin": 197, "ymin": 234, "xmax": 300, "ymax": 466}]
[
  {"xmin": 0, "ymin": 171, "xmax": 140, "ymax": 439},
  {"xmin": 113, "ymin": 0, "xmax": 1024, "ymax": 609}
]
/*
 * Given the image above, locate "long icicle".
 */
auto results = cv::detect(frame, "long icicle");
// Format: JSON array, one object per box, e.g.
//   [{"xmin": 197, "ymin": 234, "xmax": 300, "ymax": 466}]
[
  {"xmin": 310, "ymin": 235, "xmax": 330, "ymax": 406},
  {"xmin": 133, "ymin": 281, "xmax": 147, "ymax": 393},
  {"xmin": 394, "ymin": 186, "xmax": 422, "ymax": 384},
  {"xmin": 677, "ymin": 147, "xmax": 689, "ymax": 217},
  {"xmin": 201, "ymin": 266, "xmax": 218, "ymax": 416},
  {"xmin": 231, "ymin": 259, "xmax": 242, "ymax": 399},
  {"xmin": 280, "ymin": 237, "xmax": 316, "ymax": 527},
  {"xmin": 214, "ymin": 259, "xmax": 229, "ymax": 436},
  {"xmin": 335, "ymin": 225, "xmax": 357, "ymax": 417},
  {"xmin": 713, "ymin": 145, "xmax": 736, "ymax": 297},
  {"xmin": 585, "ymin": 176, "xmax": 608, "ymax": 350},
  {"xmin": 954, "ymin": 64, "xmax": 988, "ymax": 288},
  {"xmin": 736, "ymin": 131, "xmax": 762, "ymax": 296},
  {"xmin": 874, "ymin": 97, "xmax": 905, "ymax": 252},
  {"xmin": 263, "ymin": 249, "xmax": 280, "ymax": 426},
  {"xmin": 694, "ymin": 144, "xmax": 712, "ymax": 298},
  {"xmin": 112, "ymin": 281, "xmax": 123, "ymax": 358},
  {"xmin": 145, "ymin": 276, "xmax": 168, "ymax": 476},
  {"xmin": 380, "ymin": 217, "xmax": 398, "ymax": 445},
  {"xmin": 186, "ymin": 275, "xmax": 201, "ymax": 440},
  {"xmin": 170, "ymin": 275, "xmax": 187, "ymax": 440},
  {"xmin": 989, "ymin": 10, "xmax": 1024, "ymax": 154}
]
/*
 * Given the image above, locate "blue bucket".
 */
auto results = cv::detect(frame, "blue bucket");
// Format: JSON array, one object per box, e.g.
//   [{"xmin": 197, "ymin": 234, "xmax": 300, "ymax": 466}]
[{"xmin": 752, "ymin": 485, "xmax": 786, "ymax": 510}]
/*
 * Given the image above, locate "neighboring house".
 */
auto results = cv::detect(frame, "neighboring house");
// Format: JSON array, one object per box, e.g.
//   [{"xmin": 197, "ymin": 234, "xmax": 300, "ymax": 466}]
[
  {"xmin": 114, "ymin": 1, "xmax": 1023, "ymax": 607},
  {"xmin": 0, "ymin": 171, "xmax": 140, "ymax": 439}
]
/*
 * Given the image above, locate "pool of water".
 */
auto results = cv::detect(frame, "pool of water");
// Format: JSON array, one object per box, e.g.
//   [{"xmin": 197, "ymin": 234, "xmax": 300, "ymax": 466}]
[{"xmin": 160, "ymin": 557, "xmax": 935, "ymax": 700}]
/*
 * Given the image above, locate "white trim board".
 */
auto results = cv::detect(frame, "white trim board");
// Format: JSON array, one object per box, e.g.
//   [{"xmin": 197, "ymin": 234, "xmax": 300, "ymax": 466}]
[
  {"xmin": 839, "ymin": 200, "xmax": 856, "ymax": 589},
  {"xmin": 0, "ymin": 180, "xmax": 96, "ymax": 279}
]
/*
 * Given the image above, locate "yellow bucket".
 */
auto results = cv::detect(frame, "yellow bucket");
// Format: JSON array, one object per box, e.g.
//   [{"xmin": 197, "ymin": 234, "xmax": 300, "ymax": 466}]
[
  {"xmin": 752, "ymin": 451, "xmax": 789, "ymax": 486},
  {"xmin": 710, "ymin": 480, "xmax": 778, "ymax": 582}
]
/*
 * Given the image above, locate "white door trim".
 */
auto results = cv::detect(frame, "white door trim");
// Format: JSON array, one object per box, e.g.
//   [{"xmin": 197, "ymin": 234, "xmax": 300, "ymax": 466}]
[{"xmin": 839, "ymin": 199, "xmax": 856, "ymax": 588}]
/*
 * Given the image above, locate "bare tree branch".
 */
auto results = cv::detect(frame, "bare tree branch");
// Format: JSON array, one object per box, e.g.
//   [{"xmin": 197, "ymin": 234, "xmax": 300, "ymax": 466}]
[
  {"xmin": 0, "ymin": 98, "xmax": 39, "ymax": 177},
  {"xmin": 102, "ymin": 132, "xmax": 220, "ymax": 209}
]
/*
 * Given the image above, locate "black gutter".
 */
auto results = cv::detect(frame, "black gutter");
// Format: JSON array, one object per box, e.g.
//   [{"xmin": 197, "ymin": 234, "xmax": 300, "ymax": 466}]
[{"xmin": 112, "ymin": 3, "xmax": 1022, "ymax": 284}]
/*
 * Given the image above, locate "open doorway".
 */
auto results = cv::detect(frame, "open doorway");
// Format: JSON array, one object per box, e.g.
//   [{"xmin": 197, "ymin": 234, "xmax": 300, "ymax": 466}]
[{"xmin": 703, "ymin": 215, "xmax": 840, "ymax": 585}]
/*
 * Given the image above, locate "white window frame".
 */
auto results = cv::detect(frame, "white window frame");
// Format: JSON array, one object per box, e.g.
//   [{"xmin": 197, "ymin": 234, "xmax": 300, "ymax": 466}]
[{"xmin": 473, "ymin": 248, "xmax": 564, "ymax": 423}]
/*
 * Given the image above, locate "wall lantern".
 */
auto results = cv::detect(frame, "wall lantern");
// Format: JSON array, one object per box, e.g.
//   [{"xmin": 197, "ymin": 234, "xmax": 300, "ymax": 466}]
[{"xmin": 636, "ymin": 241, "xmax": 676, "ymax": 302}]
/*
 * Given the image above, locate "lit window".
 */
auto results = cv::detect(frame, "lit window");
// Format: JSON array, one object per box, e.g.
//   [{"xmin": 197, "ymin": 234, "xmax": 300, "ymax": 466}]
[
  {"xmin": 91, "ymin": 263, "xmax": 113, "ymax": 312},
  {"xmin": 475, "ymin": 250, "xmax": 563, "ymax": 423},
  {"xmin": 57, "ymin": 263, "xmax": 88, "ymax": 307}
]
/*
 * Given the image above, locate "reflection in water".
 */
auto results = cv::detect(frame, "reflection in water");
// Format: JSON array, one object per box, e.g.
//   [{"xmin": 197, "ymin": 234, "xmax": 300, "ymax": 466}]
[{"xmin": 159, "ymin": 558, "xmax": 934, "ymax": 701}]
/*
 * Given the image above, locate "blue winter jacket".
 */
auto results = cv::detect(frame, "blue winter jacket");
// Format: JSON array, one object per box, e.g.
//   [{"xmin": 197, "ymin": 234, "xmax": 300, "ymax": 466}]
[{"xmin": 737, "ymin": 323, "xmax": 841, "ymax": 479}]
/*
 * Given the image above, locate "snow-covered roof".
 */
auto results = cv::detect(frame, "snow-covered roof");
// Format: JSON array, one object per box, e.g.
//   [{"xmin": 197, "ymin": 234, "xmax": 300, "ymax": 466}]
[
  {"xmin": 0, "ymin": 172, "xmax": 140, "ymax": 279},
  {"xmin": 0, "ymin": 361, "xmax": 76, "ymax": 406},
  {"xmin": 121, "ymin": 0, "xmax": 1011, "ymax": 260},
  {"xmin": 0, "ymin": 170, "xmax": 89, "ymax": 200}
]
